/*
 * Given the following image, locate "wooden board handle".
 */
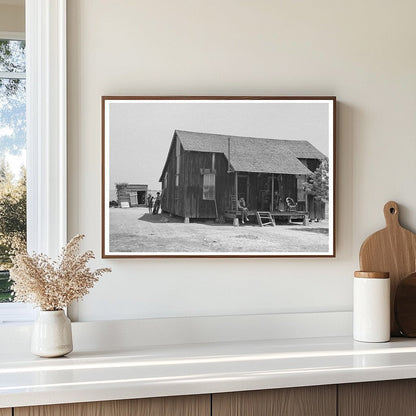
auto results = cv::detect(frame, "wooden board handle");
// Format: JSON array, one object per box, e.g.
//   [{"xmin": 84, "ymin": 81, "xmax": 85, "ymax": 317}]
[{"xmin": 384, "ymin": 201, "xmax": 400, "ymax": 228}]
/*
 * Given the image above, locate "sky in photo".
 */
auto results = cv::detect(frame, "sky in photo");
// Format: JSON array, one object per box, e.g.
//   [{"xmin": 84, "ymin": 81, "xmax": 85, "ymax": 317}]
[{"xmin": 108, "ymin": 100, "xmax": 332, "ymax": 193}]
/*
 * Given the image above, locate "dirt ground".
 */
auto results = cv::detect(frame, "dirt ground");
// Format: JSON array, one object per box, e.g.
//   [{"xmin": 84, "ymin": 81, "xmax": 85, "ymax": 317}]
[{"xmin": 109, "ymin": 207, "xmax": 329, "ymax": 254}]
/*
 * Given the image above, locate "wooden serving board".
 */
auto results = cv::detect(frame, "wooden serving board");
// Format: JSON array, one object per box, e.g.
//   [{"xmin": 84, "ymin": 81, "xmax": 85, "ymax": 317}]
[{"xmin": 359, "ymin": 201, "xmax": 416, "ymax": 336}]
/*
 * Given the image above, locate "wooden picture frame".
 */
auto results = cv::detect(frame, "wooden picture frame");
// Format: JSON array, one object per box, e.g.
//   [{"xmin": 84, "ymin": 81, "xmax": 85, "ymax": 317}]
[{"xmin": 102, "ymin": 96, "xmax": 336, "ymax": 258}]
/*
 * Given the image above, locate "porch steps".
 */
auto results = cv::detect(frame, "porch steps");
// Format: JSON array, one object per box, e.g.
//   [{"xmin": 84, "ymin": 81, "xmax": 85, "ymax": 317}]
[{"xmin": 256, "ymin": 211, "xmax": 275, "ymax": 227}]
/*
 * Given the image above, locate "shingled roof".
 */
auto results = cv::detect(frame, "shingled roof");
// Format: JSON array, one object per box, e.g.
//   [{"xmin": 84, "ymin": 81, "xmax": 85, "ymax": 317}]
[{"xmin": 160, "ymin": 130, "xmax": 326, "ymax": 180}]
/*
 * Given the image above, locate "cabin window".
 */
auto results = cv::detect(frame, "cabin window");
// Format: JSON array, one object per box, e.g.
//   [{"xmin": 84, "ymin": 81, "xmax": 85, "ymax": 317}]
[{"xmin": 203, "ymin": 173, "xmax": 215, "ymax": 200}]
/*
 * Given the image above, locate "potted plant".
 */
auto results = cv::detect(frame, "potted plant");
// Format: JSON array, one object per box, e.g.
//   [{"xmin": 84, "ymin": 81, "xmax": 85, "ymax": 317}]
[{"xmin": 10, "ymin": 234, "xmax": 111, "ymax": 357}]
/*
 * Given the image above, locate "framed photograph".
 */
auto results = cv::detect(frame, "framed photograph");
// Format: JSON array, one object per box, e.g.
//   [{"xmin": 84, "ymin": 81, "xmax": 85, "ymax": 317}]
[{"xmin": 102, "ymin": 96, "xmax": 336, "ymax": 258}]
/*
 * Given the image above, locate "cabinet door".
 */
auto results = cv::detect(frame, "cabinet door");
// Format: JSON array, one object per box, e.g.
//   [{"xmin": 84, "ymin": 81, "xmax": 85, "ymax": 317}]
[
  {"xmin": 212, "ymin": 386, "xmax": 336, "ymax": 416},
  {"xmin": 15, "ymin": 394, "xmax": 210, "ymax": 416},
  {"xmin": 0, "ymin": 409, "xmax": 12, "ymax": 416},
  {"xmin": 338, "ymin": 380, "xmax": 416, "ymax": 416}
]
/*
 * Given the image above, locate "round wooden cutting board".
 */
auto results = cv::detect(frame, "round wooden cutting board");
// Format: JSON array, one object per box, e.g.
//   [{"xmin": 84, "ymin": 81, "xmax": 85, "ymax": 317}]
[
  {"xmin": 359, "ymin": 201, "xmax": 416, "ymax": 336},
  {"xmin": 395, "ymin": 272, "xmax": 416, "ymax": 337}
]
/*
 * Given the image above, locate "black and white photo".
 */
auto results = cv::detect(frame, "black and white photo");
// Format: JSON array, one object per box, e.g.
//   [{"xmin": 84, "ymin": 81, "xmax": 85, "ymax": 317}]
[{"xmin": 102, "ymin": 97, "xmax": 336, "ymax": 257}]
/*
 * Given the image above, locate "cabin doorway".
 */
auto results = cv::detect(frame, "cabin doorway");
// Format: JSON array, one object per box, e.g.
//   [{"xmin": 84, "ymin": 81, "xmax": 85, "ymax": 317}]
[
  {"xmin": 238, "ymin": 175, "xmax": 249, "ymax": 202},
  {"xmin": 130, "ymin": 191, "xmax": 146, "ymax": 206},
  {"xmin": 137, "ymin": 191, "xmax": 146, "ymax": 205}
]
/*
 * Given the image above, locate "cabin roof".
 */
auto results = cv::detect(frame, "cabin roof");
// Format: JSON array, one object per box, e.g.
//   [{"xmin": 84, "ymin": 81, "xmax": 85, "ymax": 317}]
[{"xmin": 164, "ymin": 130, "xmax": 326, "ymax": 177}]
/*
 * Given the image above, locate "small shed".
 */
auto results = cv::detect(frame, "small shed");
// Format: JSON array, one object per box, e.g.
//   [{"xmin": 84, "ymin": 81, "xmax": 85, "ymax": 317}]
[
  {"xmin": 115, "ymin": 183, "xmax": 148, "ymax": 207},
  {"xmin": 159, "ymin": 130, "xmax": 327, "ymax": 220}
]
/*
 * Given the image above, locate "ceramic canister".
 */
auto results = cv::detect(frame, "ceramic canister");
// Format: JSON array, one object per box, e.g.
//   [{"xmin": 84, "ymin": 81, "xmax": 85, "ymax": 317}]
[{"xmin": 353, "ymin": 271, "xmax": 390, "ymax": 343}]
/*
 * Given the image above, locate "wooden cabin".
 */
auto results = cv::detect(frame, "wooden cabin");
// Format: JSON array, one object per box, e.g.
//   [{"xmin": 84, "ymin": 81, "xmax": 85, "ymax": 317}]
[
  {"xmin": 115, "ymin": 183, "xmax": 148, "ymax": 207},
  {"xmin": 159, "ymin": 130, "xmax": 327, "ymax": 221}
]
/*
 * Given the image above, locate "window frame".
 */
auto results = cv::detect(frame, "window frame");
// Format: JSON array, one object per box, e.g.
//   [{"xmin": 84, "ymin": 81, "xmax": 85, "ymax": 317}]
[
  {"xmin": 0, "ymin": 31, "xmax": 28, "ymax": 317},
  {"xmin": 202, "ymin": 172, "xmax": 216, "ymax": 201},
  {"xmin": 0, "ymin": 0, "xmax": 67, "ymax": 323},
  {"xmin": 26, "ymin": 0, "xmax": 67, "ymax": 257}
]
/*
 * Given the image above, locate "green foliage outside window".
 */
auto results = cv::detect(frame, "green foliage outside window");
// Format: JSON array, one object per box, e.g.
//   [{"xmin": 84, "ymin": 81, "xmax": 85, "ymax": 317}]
[
  {"xmin": 0, "ymin": 162, "xmax": 26, "ymax": 302},
  {"xmin": 0, "ymin": 39, "xmax": 27, "ymax": 302}
]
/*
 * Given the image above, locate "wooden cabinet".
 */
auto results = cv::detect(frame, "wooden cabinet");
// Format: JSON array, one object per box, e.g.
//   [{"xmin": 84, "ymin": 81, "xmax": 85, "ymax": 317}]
[
  {"xmin": 212, "ymin": 385, "xmax": 336, "ymax": 416},
  {"xmin": 11, "ymin": 379, "xmax": 416, "ymax": 416},
  {"xmin": 338, "ymin": 380, "xmax": 416, "ymax": 416},
  {"xmin": 14, "ymin": 395, "xmax": 210, "ymax": 416}
]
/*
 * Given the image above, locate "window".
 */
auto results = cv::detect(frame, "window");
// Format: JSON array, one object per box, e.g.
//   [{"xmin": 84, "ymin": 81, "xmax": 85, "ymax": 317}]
[
  {"xmin": 0, "ymin": 0, "xmax": 67, "ymax": 323},
  {"xmin": 0, "ymin": 36, "xmax": 26, "ymax": 304},
  {"xmin": 203, "ymin": 173, "xmax": 215, "ymax": 200}
]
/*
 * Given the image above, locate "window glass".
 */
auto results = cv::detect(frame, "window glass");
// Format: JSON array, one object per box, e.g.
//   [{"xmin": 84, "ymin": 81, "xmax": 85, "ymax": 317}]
[
  {"xmin": 0, "ymin": 39, "xmax": 25, "ymax": 72},
  {"xmin": 0, "ymin": 39, "xmax": 27, "ymax": 303}
]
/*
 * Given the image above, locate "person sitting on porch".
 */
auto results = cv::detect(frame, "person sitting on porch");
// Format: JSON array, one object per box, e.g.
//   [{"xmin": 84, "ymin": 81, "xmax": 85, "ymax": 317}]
[{"xmin": 237, "ymin": 197, "xmax": 249, "ymax": 224}]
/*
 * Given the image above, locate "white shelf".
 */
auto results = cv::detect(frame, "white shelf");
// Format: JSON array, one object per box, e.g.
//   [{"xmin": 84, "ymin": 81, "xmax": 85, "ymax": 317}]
[{"xmin": 2, "ymin": 335, "xmax": 416, "ymax": 408}]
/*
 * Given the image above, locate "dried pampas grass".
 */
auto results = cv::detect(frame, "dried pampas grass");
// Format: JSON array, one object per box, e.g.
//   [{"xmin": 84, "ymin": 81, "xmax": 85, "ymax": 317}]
[{"xmin": 10, "ymin": 234, "xmax": 111, "ymax": 311}]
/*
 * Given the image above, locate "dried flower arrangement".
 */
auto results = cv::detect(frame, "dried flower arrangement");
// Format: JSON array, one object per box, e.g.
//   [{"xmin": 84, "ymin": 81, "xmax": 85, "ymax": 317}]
[{"xmin": 10, "ymin": 234, "xmax": 111, "ymax": 311}]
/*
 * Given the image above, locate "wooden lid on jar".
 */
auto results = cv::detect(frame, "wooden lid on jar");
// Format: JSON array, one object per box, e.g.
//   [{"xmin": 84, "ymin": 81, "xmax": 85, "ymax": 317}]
[{"xmin": 354, "ymin": 271, "xmax": 390, "ymax": 279}]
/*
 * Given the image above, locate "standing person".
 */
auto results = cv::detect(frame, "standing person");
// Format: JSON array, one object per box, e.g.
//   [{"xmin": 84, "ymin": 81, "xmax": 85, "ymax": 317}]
[
  {"xmin": 237, "ymin": 197, "xmax": 249, "ymax": 224},
  {"xmin": 147, "ymin": 194, "xmax": 154, "ymax": 214},
  {"xmin": 153, "ymin": 192, "xmax": 161, "ymax": 215}
]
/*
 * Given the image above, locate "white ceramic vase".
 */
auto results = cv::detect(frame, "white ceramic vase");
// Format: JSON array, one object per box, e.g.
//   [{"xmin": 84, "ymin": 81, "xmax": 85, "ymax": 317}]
[{"xmin": 31, "ymin": 310, "xmax": 73, "ymax": 357}]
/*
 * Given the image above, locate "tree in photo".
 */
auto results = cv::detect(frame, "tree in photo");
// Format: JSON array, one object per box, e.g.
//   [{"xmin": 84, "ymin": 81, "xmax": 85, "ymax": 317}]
[{"xmin": 304, "ymin": 159, "xmax": 329, "ymax": 202}]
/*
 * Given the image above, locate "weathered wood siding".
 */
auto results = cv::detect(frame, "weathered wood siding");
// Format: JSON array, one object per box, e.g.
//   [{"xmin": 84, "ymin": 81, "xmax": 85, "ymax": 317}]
[
  {"xmin": 161, "ymin": 143, "xmax": 234, "ymax": 219},
  {"xmin": 117, "ymin": 187, "xmax": 130, "ymax": 204},
  {"xmin": 161, "ymin": 134, "xmax": 227, "ymax": 218},
  {"xmin": 182, "ymin": 151, "xmax": 233, "ymax": 219},
  {"xmin": 182, "ymin": 151, "xmax": 211, "ymax": 218},
  {"xmin": 161, "ymin": 135, "xmax": 181, "ymax": 216},
  {"xmin": 214, "ymin": 153, "xmax": 234, "ymax": 217}
]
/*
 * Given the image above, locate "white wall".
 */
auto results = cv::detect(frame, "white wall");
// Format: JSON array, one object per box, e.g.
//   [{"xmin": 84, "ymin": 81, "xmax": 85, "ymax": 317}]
[{"xmin": 67, "ymin": 0, "xmax": 416, "ymax": 322}]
